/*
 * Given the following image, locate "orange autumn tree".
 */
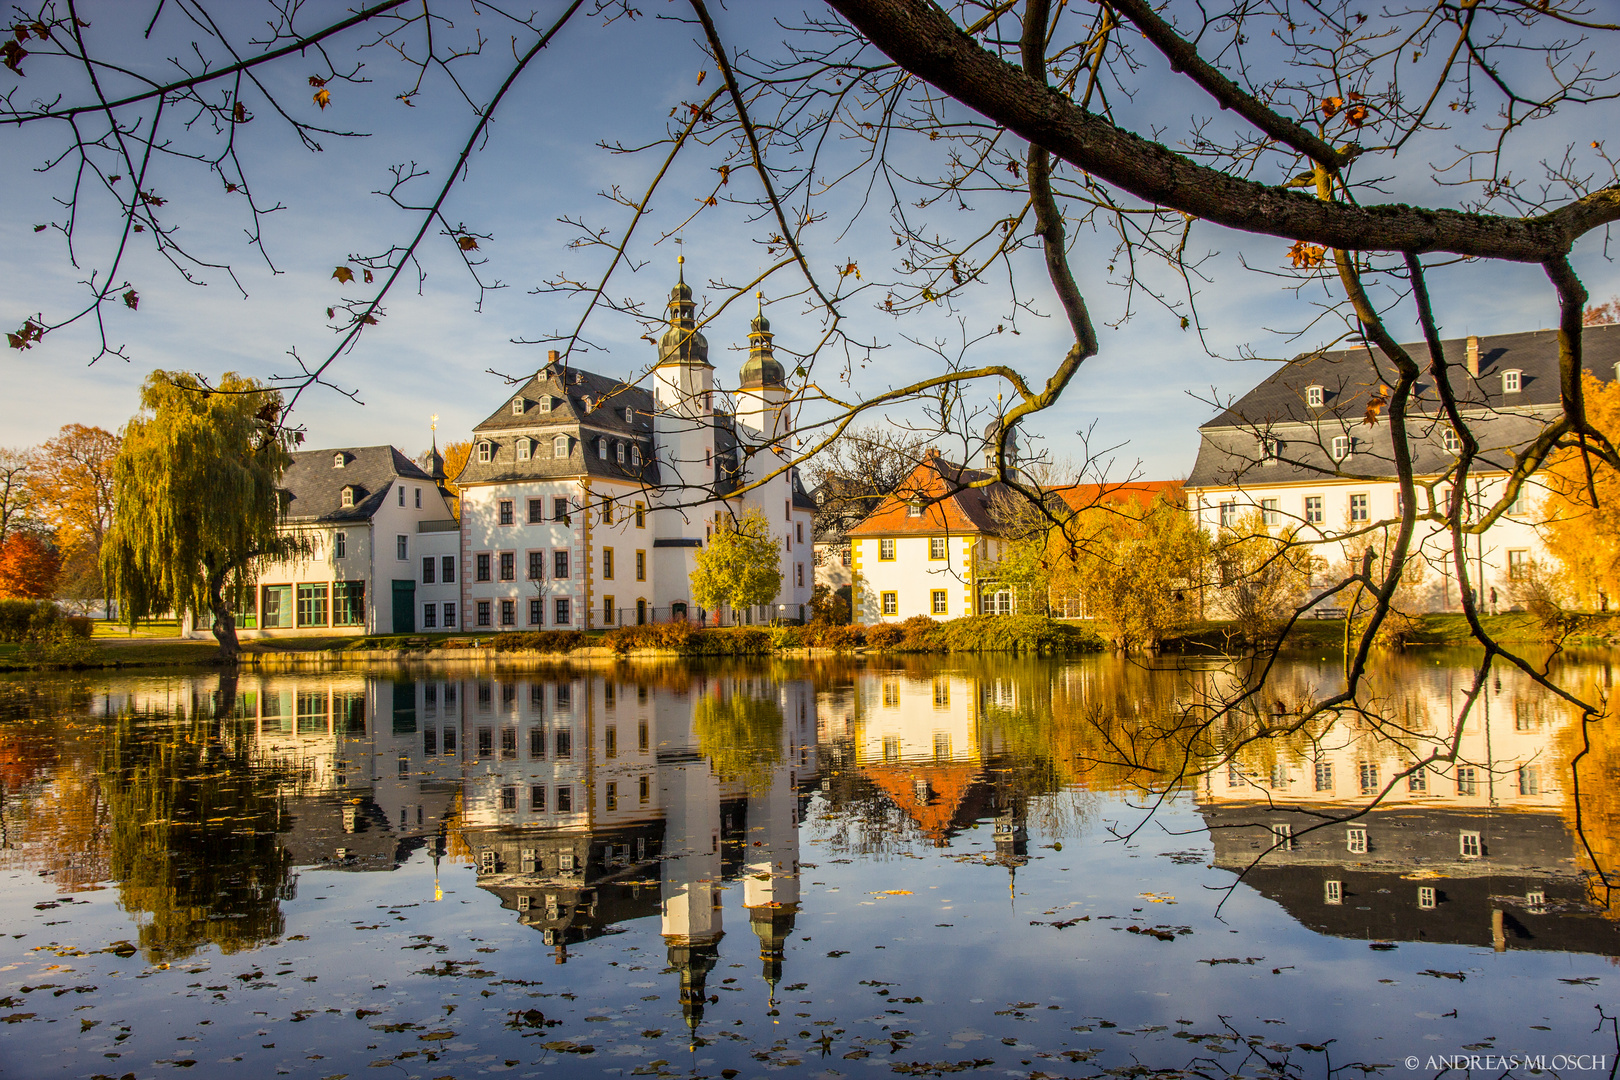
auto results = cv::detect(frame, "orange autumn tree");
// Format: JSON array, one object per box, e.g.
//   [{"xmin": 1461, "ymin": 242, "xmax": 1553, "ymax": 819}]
[
  {"xmin": 0, "ymin": 533, "xmax": 61, "ymax": 599},
  {"xmin": 1542, "ymin": 373, "xmax": 1620, "ymax": 610}
]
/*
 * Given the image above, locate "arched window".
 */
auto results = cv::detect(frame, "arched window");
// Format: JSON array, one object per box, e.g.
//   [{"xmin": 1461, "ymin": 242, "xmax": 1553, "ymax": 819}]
[
  {"xmin": 597, "ymin": 437, "xmax": 607, "ymax": 460},
  {"xmin": 477, "ymin": 441, "xmax": 493, "ymax": 463},
  {"xmin": 630, "ymin": 444, "xmax": 642, "ymax": 467},
  {"xmin": 1502, "ymin": 369, "xmax": 1522, "ymax": 393},
  {"xmin": 333, "ymin": 452, "xmax": 346, "ymax": 468},
  {"xmin": 1331, "ymin": 434, "xmax": 1351, "ymax": 461},
  {"xmin": 1306, "ymin": 385, "xmax": 1324, "ymax": 408},
  {"xmin": 517, "ymin": 438, "xmax": 531, "ymax": 462},
  {"xmin": 341, "ymin": 485, "xmax": 355, "ymax": 508},
  {"xmin": 553, "ymin": 434, "xmax": 570, "ymax": 458},
  {"xmin": 511, "ymin": 397, "xmax": 525, "ymax": 415},
  {"xmin": 615, "ymin": 442, "xmax": 625, "ymax": 464}
]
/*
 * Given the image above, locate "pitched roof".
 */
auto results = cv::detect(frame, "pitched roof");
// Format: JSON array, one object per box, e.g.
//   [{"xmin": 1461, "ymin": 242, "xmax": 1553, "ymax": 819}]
[
  {"xmin": 846, "ymin": 453, "xmax": 1004, "ymax": 537},
  {"xmin": 455, "ymin": 363, "xmax": 661, "ymax": 488},
  {"xmin": 1187, "ymin": 324, "xmax": 1620, "ymax": 488},
  {"xmin": 281, "ymin": 445, "xmax": 431, "ymax": 523},
  {"xmin": 1053, "ymin": 480, "xmax": 1184, "ymax": 514}
]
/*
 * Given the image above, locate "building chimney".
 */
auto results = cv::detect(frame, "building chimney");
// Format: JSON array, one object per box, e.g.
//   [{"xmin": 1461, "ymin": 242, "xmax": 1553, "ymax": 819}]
[
  {"xmin": 1465, "ymin": 335, "xmax": 1480, "ymax": 378},
  {"xmin": 548, "ymin": 349, "xmax": 559, "ymax": 364}
]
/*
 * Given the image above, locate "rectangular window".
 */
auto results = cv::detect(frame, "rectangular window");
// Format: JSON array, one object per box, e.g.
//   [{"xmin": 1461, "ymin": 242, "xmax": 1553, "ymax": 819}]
[
  {"xmin": 929, "ymin": 537, "xmax": 948, "ymax": 560},
  {"xmin": 1218, "ymin": 501, "xmax": 1237, "ymax": 528},
  {"xmin": 476, "ymin": 553, "xmax": 491, "ymax": 582},
  {"xmin": 1271, "ymin": 823, "xmax": 1294, "ymax": 851},
  {"xmin": 605, "ymin": 725, "xmax": 617, "ymax": 758},
  {"xmin": 1331, "ymin": 435, "xmax": 1351, "ymax": 461},
  {"xmin": 529, "ymin": 727, "xmax": 545, "ymax": 760},
  {"xmin": 477, "ymin": 441, "xmax": 491, "ymax": 463},
  {"xmin": 603, "ymin": 547, "xmax": 614, "ymax": 580},
  {"xmin": 333, "ymin": 582, "xmax": 365, "ymax": 626},
  {"xmin": 1305, "ymin": 496, "xmax": 1324, "ymax": 524},
  {"xmin": 334, "ymin": 532, "xmax": 346, "ymax": 560},
  {"xmin": 421, "ymin": 556, "xmax": 436, "ymax": 584},
  {"xmin": 554, "ymin": 597, "xmax": 571, "ymax": 626},
  {"xmin": 528, "ymin": 498, "xmax": 544, "ymax": 524},
  {"xmin": 1508, "ymin": 549, "xmax": 1530, "ymax": 579},
  {"xmin": 634, "ymin": 502, "xmax": 645, "ymax": 528},
  {"xmin": 1350, "ymin": 493, "xmax": 1369, "ymax": 522},
  {"xmin": 501, "ymin": 727, "xmax": 517, "ymax": 760},
  {"xmin": 881, "ymin": 591, "xmax": 898, "ymax": 616},
  {"xmin": 1460, "ymin": 830, "xmax": 1482, "ymax": 858},
  {"xmin": 477, "ymin": 727, "xmax": 493, "ymax": 757},
  {"xmin": 1346, "ymin": 827, "xmax": 1368, "ymax": 854},
  {"xmin": 442, "ymin": 601, "xmax": 456, "ymax": 627},
  {"xmin": 639, "ymin": 774, "xmax": 651, "ymax": 804},
  {"xmin": 602, "ymin": 595, "xmax": 615, "ymax": 625},
  {"xmin": 638, "ymin": 718, "xmax": 648, "ymax": 749},
  {"xmin": 500, "ymin": 599, "xmax": 516, "ymax": 626},
  {"xmin": 262, "ymin": 584, "xmax": 293, "ymax": 628},
  {"xmin": 552, "ymin": 496, "xmax": 568, "ymax": 521},
  {"xmin": 528, "ymin": 551, "xmax": 544, "ymax": 581},
  {"xmin": 423, "ymin": 603, "xmax": 437, "ymax": 629},
  {"xmin": 879, "ymin": 538, "xmax": 896, "ymax": 561},
  {"xmin": 556, "ymin": 786, "xmax": 573, "ymax": 813},
  {"xmin": 1358, "ymin": 761, "xmax": 1378, "ymax": 795},
  {"xmin": 528, "ymin": 598, "xmax": 542, "ymax": 627},
  {"xmin": 1260, "ymin": 498, "xmax": 1280, "ymax": 526},
  {"xmin": 931, "ymin": 589, "xmax": 948, "ymax": 615},
  {"xmin": 443, "ymin": 719, "xmax": 455, "ymax": 752},
  {"xmin": 1519, "ymin": 765, "xmax": 1540, "ymax": 796},
  {"xmin": 424, "ymin": 727, "xmax": 437, "ymax": 755},
  {"xmin": 1314, "ymin": 761, "xmax": 1333, "ymax": 792},
  {"xmin": 796, "ymin": 522, "xmax": 804, "ymax": 543},
  {"xmin": 499, "ymin": 499, "xmax": 514, "ymax": 526},
  {"xmin": 1324, "ymin": 880, "xmax": 1342, "ymax": 905},
  {"xmin": 296, "ymin": 584, "xmax": 329, "ymax": 627},
  {"xmin": 554, "ymin": 549, "xmax": 570, "ymax": 579},
  {"xmin": 796, "ymin": 563, "xmax": 804, "ymax": 588},
  {"xmin": 1456, "ymin": 766, "xmax": 1477, "ymax": 796},
  {"xmin": 556, "ymin": 728, "xmax": 573, "ymax": 758},
  {"xmin": 397, "ymin": 534, "xmax": 409, "ymax": 560},
  {"xmin": 1418, "ymin": 885, "xmax": 1436, "ymax": 910},
  {"xmin": 476, "ymin": 600, "xmax": 491, "ymax": 627},
  {"xmin": 399, "ymin": 486, "xmax": 406, "ymax": 507},
  {"xmin": 500, "ymin": 785, "xmax": 517, "ymax": 812},
  {"xmin": 442, "ymin": 555, "xmax": 456, "ymax": 583},
  {"xmin": 530, "ymin": 784, "xmax": 546, "ymax": 812},
  {"xmin": 1408, "ymin": 766, "xmax": 1427, "ymax": 793},
  {"xmin": 499, "ymin": 552, "xmax": 515, "ymax": 581},
  {"xmin": 635, "ymin": 550, "xmax": 646, "ymax": 581}
]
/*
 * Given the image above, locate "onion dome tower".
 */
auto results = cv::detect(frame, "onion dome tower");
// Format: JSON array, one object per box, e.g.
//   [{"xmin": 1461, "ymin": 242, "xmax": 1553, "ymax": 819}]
[
  {"xmin": 737, "ymin": 291, "xmax": 788, "ymax": 439},
  {"xmin": 653, "ymin": 256, "xmax": 714, "ymax": 416}
]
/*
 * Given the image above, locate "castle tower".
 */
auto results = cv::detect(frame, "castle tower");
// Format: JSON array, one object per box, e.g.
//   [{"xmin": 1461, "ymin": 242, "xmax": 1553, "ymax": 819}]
[
  {"xmin": 651, "ymin": 256, "xmax": 718, "ymax": 505},
  {"xmin": 736, "ymin": 292, "xmax": 788, "ymax": 441},
  {"xmin": 659, "ymin": 680, "xmax": 724, "ymax": 1038},
  {"xmin": 743, "ymin": 686, "xmax": 801, "ymax": 1002}
]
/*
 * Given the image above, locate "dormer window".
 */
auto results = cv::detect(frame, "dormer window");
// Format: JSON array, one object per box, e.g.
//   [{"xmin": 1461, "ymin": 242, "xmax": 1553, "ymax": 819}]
[
  {"xmin": 615, "ymin": 441, "xmax": 625, "ymax": 465},
  {"xmin": 1259, "ymin": 436, "xmax": 1280, "ymax": 462},
  {"xmin": 1442, "ymin": 427, "xmax": 1461, "ymax": 453},
  {"xmin": 477, "ymin": 440, "xmax": 493, "ymax": 464},
  {"xmin": 1502, "ymin": 369, "xmax": 1522, "ymax": 393},
  {"xmin": 341, "ymin": 485, "xmax": 355, "ymax": 508},
  {"xmin": 553, "ymin": 434, "xmax": 570, "ymax": 458},
  {"xmin": 333, "ymin": 452, "xmax": 347, "ymax": 468},
  {"xmin": 511, "ymin": 397, "xmax": 526, "ymax": 415},
  {"xmin": 597, "ymin": 437, "xmax": 607, "ymax": 460},
  {"xmin": 630, "ymin": 444, "xmax": 642, "ymax": 467},
  {"xmin": 907, "ymin": 500, "xmax": 925, "ymax": 518},
  {"xmin": 517, "ymin": 438, "xmax": 531, "ymax": 462},
  {"xmin": 1331, "ymin": 434, "xmax": 1351, "ymax": 461},
  {"xmin": 1306, "ymin": 385, "xmax": 1325, "ymax": 408},
  {"xmin": 573, "ymin": 372, "xmax": 583, "ymax": 385},
  {"xmin": 538, "ymin": 396, "xmax": 552, "ymax": 414}
]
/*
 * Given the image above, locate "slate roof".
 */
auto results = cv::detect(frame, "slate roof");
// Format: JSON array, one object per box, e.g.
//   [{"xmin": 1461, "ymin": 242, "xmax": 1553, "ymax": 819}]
[
  {"xmin": 1187, "ymin": 324, "xmax": 1620, "ymax": 489},
  {"xmin": 847, "ymin": 453, "xmax": 1005, "ymax": 537},
  {"xmin": 455, "ymin": 363, "xmax": 661, "ymax": 488},
  {"xmin": 281, "ymin": 445, "xmax": 432, "ymax": 523}
]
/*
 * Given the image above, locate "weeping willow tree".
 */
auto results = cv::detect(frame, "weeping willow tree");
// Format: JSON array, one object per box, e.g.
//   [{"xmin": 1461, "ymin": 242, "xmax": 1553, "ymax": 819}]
[
  {"xmin": 694, "ymin": 685, "xmax": 785, "ymax": 792},
  {"xmin": 101, "ymin": 372, "xmax": 303, "ymax": 659}
]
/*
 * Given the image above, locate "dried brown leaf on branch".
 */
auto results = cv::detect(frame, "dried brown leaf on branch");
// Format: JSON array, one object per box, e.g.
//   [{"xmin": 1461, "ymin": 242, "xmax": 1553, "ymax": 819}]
[
  {"xmin": 122, "ymin": 290, "xmax": 138, "ymax": 310},
  {"xmin": 1363, "ymin": 384, "xmax": 1389, "ymax": 426},
  {"xmin": 456, "ymin": 236, "xmax": 479, "ymax": 251},
  {"xmin": 332, "ymin": 266, "xmax": 355, "ymax": 284}
]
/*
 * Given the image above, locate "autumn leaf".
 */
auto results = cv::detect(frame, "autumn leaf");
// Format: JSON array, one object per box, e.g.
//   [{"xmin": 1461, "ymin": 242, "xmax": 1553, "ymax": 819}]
[
  {"xmin": 224, "ymin": 181, "xmax": 238, "ymax": 193},
  {"xmin": 1363, "ymin": 383, "xmax": 1389, "ymax": 426},
  {"xmin": 717, "ymin": 164, "xmax": 730, "ymax": 185},
  {"xmin": 332, "ymin": 266, "xmax": 355, "ymax": 284},
  {"xmin": 7, "ymin": 320, "xmax": 44, "ymax": 350},
  {"xmin": 308, "ymin": 75, "xmax": 328, "ymax": 87},
  {"xmin": 1006, "ymin": 158, "xmax": 1021, "ymax": 178},
  {"xmin": 313, "ymin": 87, "xmax": 331, "ymax": 110},
  {"xmin": 359, "ymin": 313, "xmax": 378, "ymax": 325},
  {"xmin": 362, "ymin": 268, "xmax": 374, "ymax": 283},
  {"xmin": 1345, "ymin": 103, "xmax": 1368, "ymax": 127},
  {"xmin": 232, "ymin": 101, "xmax": 246, "ymax": 123},
  {"xmin": 33, "ymin": 224, "xmax": 45, "ymax": 232},
  {"xmin": 326, "ymin": 307, "xmax": 335, "ymax": 319},
  {"xmin": 456, "ymin": 235, "xmax": 479, "ymax": 252},
  {"xmin": 2, "ymin": 39, "xmax": 27, "ymax": 75},
  {"xmin": 1320, "ymin": 96, "xmax": 1343, "ymax": 119},
  {"xmin": 1287, "ymin": 241, "xmax": 1325, "ymax": 269},
  {"xmin": 839, "ymin": 260, "xmax": 860, "ymax": 279},
  {"xmin": 696, "ymin": 69, "xmax": 707, "ymax": 85},
  {"xmin": 139, "ymin": 190, "xmax": 165, "ymax": 207},
  {"xmin": 703, "ymin": 195, "xmax": 718, "ymax": 207},
  {"xmin": 108, "ymin": 174, "xmax": 121, "ymax": 183},
  {"xmin": 123, "ymin": 289, "xmax": 139, "ymax": 310}
]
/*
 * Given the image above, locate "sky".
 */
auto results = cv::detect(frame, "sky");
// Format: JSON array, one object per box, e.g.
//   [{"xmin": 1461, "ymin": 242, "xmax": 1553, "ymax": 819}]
[{"xmin": 2, "ymin": 1, "xmax": 1615, "ymax": 482}]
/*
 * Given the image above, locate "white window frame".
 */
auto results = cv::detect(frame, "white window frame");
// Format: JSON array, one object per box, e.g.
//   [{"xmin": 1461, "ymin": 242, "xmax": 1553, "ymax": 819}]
[
  {"xmin": 1346, "ymin": 826, "xmax": 1367, "ymax": 854},
  {"xmin": 1306, "ymin": 385, "xmax": 1324, "ymax": 408},
  {"xmin": 553, "ymin": 434, "xmax": 570, "ymax": 458},
  {"xmin": 1324, "ymin": 880, "xmax": 1342, "ymax": 905},
  {"xmin": 1305, "ymin": 495, "xmax": 1324, "ymax": 524},
  {"xmin": 1442, "ymin": 427, "xmax": 1461, "ymax": 453},
  {"xmin": 1218, "ymin": 500, "xmax": 1237, "ymax": 528},
  {"xmin": 1418, "ymin": 886, "xmax": 1436, "ymax": 910},
  {"xmin": 538, "ymin": 397, "xmax": 552, "ymax": 414},
  {"xmin": 477, "ymin": 441, "xmax": 493, "ymax": 464},
  {"xmin": 333, "ymin": 452, "xmax": 346, "ymax": 468},
  {"xmin": 517, "ymin": 438, "xmax": 531, "ymax": 462},
  {"xmin": 1503, "ymin": 369, "xmax": 1521, "ymax": 393},
  {"xmin": 630, "ymin": 445, "xmax": 641, "ymax": 466},
  {"xmin": 878, "ymin": 538, "xmax": 896, "ymax": 561},
  {"xmin": 1260, "ymin": 498, "xmax": 1280, "ymax": 526},
  {"xmin": 1271, "ymin": 823, "xmax": 1294, "ymax": 851},
  {"xmin": 341, "ymin": 486, "xmax": 354, "ymax": 508},
  {"xmin": 1459, "ymin": 830, "xmax": 1482, "ymax": 858},
  {"xmin": 1331, "ymin": 434, "xmax": 1351, "ymax": 461},
  {"xmin": 597, "ymin": 437, "xmax": 607, "ymax": 460},
  {"xmin": 512, "ymin": 397, "xmax": 525, "ymax": 415},
  {"xmin": 396, "ymin": 535, "xmax": 409, "ymax": 561}
]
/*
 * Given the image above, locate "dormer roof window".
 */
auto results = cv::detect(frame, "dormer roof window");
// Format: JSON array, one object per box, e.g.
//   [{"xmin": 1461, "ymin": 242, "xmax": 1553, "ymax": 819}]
[
  {"xmin": 630, "ymin": 444, "xmax": 642, "ymax": 467},
  {"xmin": 1502, "ymin": 369, "xmax": 1522, "ymax": 393},
  {"xmin": 1306, "ymin": 385, "xmax": 1324, "ymax": 408},
  {"xmin": 615, "ymin": 441, "xmax": 625, "ymax": 464},
  {"xmin": 1259, "ymin": 436, "xmax": 1280, "ymax": 462},
  {"xmin": 517, "ymin": 437, "xmax": 532, "ymax": 462},
  {"xmin": 538, "ymin": 396, "xmax": 552, "ymax": 414},
  {"xmin": 341, "ymin": 485, "xmax": 355, "ymax": 508},
  {"xmin": 333, "ymin": 452, "xmax": 347, "ymax": 468},
  {"xmin": 477, "ymin": 440, "xmax": 493, "ymax": 464},
  {"xmin": 907, "ymin": 499, "xmax": 925, "ymax": 518},
  {"xmin": 597, "ymin": 436, "xmax": 607, "ymax": 460},
  {"xmin": 553, "ymin": 434, "xmax": 570, "ymax": 458},
  {"xmin": 511, "ymin": 397, "xmax": 526, "ymax": 415},
  {"xmin": 1442, "ymin": 427, "xmax": 1461, "ymax": 453}
]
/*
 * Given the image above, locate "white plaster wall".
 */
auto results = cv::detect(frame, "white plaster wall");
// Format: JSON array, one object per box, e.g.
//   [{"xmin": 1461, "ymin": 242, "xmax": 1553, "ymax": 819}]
[{"xmin": 851, "ymin": 534, "xmax": 980, "ymax": 622}]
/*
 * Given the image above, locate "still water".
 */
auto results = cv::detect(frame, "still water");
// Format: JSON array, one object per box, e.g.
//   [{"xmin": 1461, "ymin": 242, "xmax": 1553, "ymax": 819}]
[{"xmin": 2, "ymin": 655, "xmax": 1619, "ymax": 1079}]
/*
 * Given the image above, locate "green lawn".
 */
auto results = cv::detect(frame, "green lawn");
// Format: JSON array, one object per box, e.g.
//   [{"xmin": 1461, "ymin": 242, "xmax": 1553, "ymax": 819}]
[{"xmin": 91, "ymin": 618, "xmax": 183, "ymax": 640}]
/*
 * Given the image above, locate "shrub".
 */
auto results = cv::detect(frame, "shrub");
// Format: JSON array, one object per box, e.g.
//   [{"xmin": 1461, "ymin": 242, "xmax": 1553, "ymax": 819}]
[
  {"xmin": 769, "ymin": 625, "xmax": 802, "ymax": 650},
  {"xmin": 864, "ymin": 623, "xmax": 904, "ymax": 649},
  {"xmin": 933, "ymin": 614, "xmax": 1103, "ymax": 655},
  {"xmin": 0, "ymin": 599, "xmax": 87, "ymax": 643},
  {"xmin": 799, "ymin": 622, "xmax": 865, "ymax": 650},
  {"xmin": 605, "ymin": 622, "xmax": 695, "ymax": 655},
  {"xmin": 491, "ymin": 631, "xmax": 587, "ymax": 653}
]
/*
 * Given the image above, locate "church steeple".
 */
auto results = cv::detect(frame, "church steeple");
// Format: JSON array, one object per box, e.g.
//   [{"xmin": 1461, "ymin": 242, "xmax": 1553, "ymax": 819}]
[
  {"xmin": 741, "ymin": 291, "xmax": 785, "ymax": 389},
  {"xmin": 657, "ymin": 255, "xmax": 711, "ymax": 368}
]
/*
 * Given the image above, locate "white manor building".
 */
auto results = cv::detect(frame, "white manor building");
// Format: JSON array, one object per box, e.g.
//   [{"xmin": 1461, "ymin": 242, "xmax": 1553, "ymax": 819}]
[
  {"xmin": 449, "ymin": 264, "xmax": 816, "ymax": 632},
  {"xmin": 1186, "ymin": 324, "xmax": 1620, "ymax": 611}
]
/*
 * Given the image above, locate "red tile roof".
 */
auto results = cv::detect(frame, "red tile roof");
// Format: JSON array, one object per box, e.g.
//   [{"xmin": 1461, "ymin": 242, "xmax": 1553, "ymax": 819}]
[
  {"xmin": 1051, "ymin": 480, "xmax": 1184, "ymax": 515},
  {"xmin": 845, "ymin": 453, "xmax": 1003, "ymax": 537}
]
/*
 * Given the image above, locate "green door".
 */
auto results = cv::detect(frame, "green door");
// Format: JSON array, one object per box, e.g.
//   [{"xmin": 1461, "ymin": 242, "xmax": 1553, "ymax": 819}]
[{"xmin": 392, "ymin": 580, "xmax": 416, "ymax": 634}]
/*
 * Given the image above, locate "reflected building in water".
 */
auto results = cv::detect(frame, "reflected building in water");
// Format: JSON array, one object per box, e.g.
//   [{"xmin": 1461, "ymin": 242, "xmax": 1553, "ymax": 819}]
[{"xmin": 1199, "ymin": 669, "xmax": 1620, "ymax": 955}]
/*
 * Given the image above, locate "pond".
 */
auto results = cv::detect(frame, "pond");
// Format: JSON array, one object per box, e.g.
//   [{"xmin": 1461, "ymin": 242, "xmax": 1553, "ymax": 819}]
[{"xmin": 2, "ymin": 654, "xmax": 1619, "ymax": 1079}]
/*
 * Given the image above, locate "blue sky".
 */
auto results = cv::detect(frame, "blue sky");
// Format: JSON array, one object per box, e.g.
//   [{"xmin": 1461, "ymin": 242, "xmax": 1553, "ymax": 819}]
[{"xmin": 2, "ymin": 1, "xmax": 1615, "ymax": 481}]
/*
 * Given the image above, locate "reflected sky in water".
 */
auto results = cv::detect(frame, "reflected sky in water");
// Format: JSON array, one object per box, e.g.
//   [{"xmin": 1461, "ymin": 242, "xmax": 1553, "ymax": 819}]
[{"xmin": 1, "ymin": 656, "xmax": 1619, "ymax": 1078}]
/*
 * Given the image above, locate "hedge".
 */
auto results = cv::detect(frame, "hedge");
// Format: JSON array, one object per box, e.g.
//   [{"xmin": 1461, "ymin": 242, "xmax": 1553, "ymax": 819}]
[{"xmin": 0, "ymin": 600, "xmax": 92, "ymax": 643}]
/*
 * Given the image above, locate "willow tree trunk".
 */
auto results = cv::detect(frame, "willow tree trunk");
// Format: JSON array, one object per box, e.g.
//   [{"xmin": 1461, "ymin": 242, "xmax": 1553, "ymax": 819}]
[{"xmin": 205, "ymin": 562, "xmax": 241, "ymax": 662}]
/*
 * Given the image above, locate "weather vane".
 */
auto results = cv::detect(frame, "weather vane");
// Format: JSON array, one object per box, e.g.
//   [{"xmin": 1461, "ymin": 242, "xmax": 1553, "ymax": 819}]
[{"xmin": 430, "ymin": 413, "xmax": 438, "ymax": 433}]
